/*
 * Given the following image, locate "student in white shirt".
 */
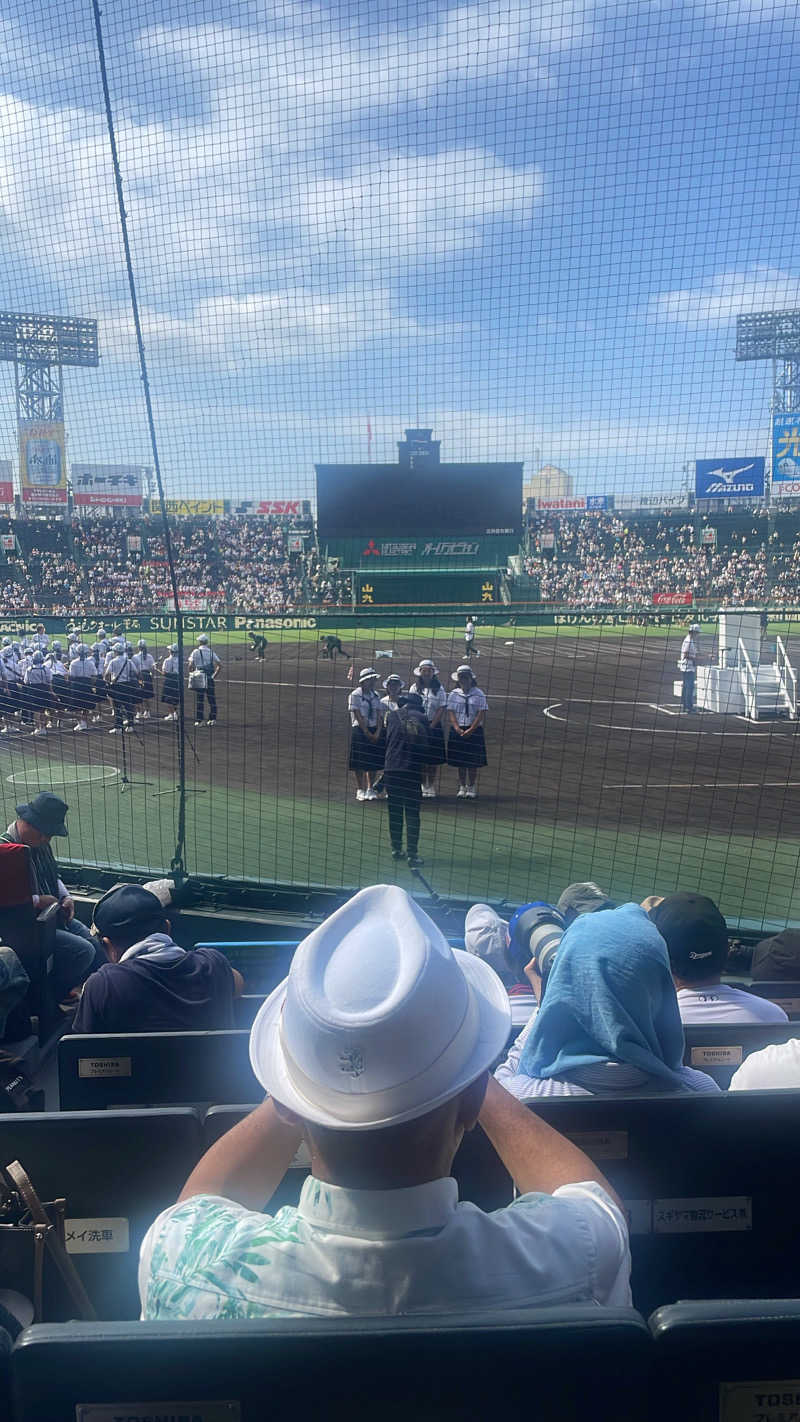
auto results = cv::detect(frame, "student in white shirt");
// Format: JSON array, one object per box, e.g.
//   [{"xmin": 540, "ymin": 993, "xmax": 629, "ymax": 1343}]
[
  {"xmin": 410, "ymin": 660, "xmax": 448, "ymax": 798},
  {"xmin": 45, "ymin": 647, "xmax": 69, "ymax": 729},
  {"xmin": 464, "ymin": 615, "xmax": 479, "ymax": 659},
  {"xmin": 678, "ymin": 623, "xmax": 701, "ymax": 713},
  {"xmin": 104, "ymin": 640, "xmax": 138, "ymax": 734},
  {"xmin": 133, "ymin": 640, "xmax": 157, "ymax": 720},
  {"xmin": 447, "ymin": 664, "xmax": 488, "ymax": 799},
  {"xmin": 188, "ymin": 634, "xmax": 221, "ymax": 727},
  {"xmin": 347, "ymin": 668, "xmax": 383, "ymax": 801},
  {"xmin": 69, "ymin": 644, "xmax": 97, "ymax": 732},
  {"xmin": 24, "ymin": 651, "xmax": 53, "ymax": 737},
  {"xmin": 160, "ymin": 644, "xmax": 181, "ymax": 721},
  {"xmin": 139, "ymin": 884, "xmax": 631, "ymax": 1321},
  {"xmin": 649, "ymin": 893, "xmax": 788, "ymax": 1025},
  {"xmin": 496, "ymin": 903, "xmax": 720, "ymax": 1099}
]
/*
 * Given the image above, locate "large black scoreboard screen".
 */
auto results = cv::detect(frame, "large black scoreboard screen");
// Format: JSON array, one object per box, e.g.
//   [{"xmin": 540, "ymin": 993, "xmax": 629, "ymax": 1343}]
[{"xmin": 315, "ymin": 462, "xmax": 522, "ymax": 538}]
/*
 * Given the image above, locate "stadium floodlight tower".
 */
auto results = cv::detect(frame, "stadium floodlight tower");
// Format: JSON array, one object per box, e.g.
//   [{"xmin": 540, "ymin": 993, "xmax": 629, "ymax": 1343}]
[
  {"xmin": 735, "ymin": 309, "xmax": 800, "ymax": 413},
  {"xmin": 0, "ymin": 310, "xmax": 98, "ymax": 423}
]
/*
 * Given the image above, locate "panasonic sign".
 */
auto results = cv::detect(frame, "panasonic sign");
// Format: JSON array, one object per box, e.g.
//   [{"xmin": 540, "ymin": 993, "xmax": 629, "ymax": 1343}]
[{"xmin": 695, "ymin": 458, "xmax": 765, "ymax": 500}]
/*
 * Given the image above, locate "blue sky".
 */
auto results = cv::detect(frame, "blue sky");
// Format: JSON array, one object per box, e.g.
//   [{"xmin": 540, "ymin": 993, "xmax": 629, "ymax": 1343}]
[{"xmin": 0, "ymin": 0, "xmax": 797, "ymax": 502}]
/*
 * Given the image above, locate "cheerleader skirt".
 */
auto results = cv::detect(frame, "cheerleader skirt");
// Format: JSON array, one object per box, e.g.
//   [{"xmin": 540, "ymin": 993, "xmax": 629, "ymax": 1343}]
[
  {"xmin": 161, "ymin": 672, "xmax": 180, "ymax": 707},
  {"xmin": 447, "ymin": 725, "xmax": 488, "ymax": 769},
  {"xmin": 348, "ymin": 725, "xmax": 384, "ymax": 772}
]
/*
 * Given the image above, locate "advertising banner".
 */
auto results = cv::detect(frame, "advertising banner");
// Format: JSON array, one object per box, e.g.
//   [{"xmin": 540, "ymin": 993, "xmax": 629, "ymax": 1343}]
[
  {"xmin": 19, "ymin": 420, "xmax": 67, "ymax": 505},
  {"xmin": 0, "ymin": 459, "xmax": 13, "ymax": 504},
  {"xmin": 586, "ymin": 494, "xmax": 611, "ymax": 510},
  {"xmin": 772, "ymin": 416, "xmax": 800, "ymax": 497},
  {"xmin": 73, "ymin": 464, "xmax": 145, "ymax": 507},
  {"xmin": 695, "ymin": 458, "xmax": 765, "ymax": 500},
  {"xmin": 616, "ymin": 492, "xmax": 688, "ymax": 510},
  {"xmin": 230, "ymin": 499, "xmax": 312, "ymax": 517},
  {"xmin": 536, "ymin": 497, "xmax": 587, "ymax": 512},
  {"xmin": 653, "ymin": 591, "xmax": 693, "ymax": 606},
  {"xmin": 150, "ymin": 498, "xmax": 225, "ymax": 517}
]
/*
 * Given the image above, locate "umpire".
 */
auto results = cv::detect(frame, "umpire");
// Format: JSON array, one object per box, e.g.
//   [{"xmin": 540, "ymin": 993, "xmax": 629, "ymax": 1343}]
[{"xmin": 384, "ymin": 691, "xmax": 429, "ymax": 866}]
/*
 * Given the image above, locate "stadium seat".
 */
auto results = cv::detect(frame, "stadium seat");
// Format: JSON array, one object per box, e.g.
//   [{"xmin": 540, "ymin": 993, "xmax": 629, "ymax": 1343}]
[
  {"xmin": 746, "ymin": 980, "xmax": 800, "ymax": 1020},
  {"xmin": 233, "ymin": 993, "xmax": 267, "ymax": 1028},
  {"xmin": 0, "ymin": 1108, "xmax": 202, "ymax": 1319},
  {"xmin": 204, "ymin": 1105, "xmax": 311, "ymax": 1213},
  {"xmin": 11, "ymin": 1307, "xmax": 654, "ymax": 1422},
  {"xmin": 194, "ymin": 940, "xmax": 299, "ymax": 994},
  {"xmin": 59, "ymin": 1031, "xmax": 258, "ymax": 1110},
  {"xmin": 682, "ymin": 1021, "xmax": 800, "ymax": 1087},
  {"xmin": 649, "ymin": 1299, "xmax": 800, "ymax": 1422}
]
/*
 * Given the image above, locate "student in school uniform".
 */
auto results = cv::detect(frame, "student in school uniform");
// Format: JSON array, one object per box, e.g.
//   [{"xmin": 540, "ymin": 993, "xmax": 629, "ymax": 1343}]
[
  {"xmin": 133, "ymin": 640, "xmax": 157, "ymax": 720},
  {"xmin": 24, "ymin": 651, "xmax": 53, "ymax": 737},
  {"xmin": 447, "ymin": 664, "xmax": 488, "ymax": 799},
  {"xmin": 104, "ymin": 640, "xmax": 138, "ymax": 734},
  {"xmin": 90, "ymin": 642, "xmax": 109, "ymax": 722},
  {"xmin": 0, "ymin": 646, "xmax": 21, "ymax": 732},
  {"xmin": 69, "ymin": 644, "xmax": 98, "ymax": 732},
  {"xmin": 161, "ymin": 644, "xmax": 181, "ymax": 721},
  {"xmin": 46, "ymin": 646, "xmax": 70, "ymax": 729},
  {"xmin": 188, "ymin": 633, "xmax": 221, "ymax": 727},
  {"xmin": 410, "ymin": 660, "xmax": 448, "ymax": 798},
  {"xmin": 347, "ymin": 668, "xmax": 384, "ymax": 801}
]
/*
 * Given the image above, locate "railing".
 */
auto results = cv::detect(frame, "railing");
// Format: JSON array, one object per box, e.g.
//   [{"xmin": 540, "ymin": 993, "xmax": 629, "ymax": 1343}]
[
  {"xmin": 776, "ymin": 635, "xmax": 797, "ymax": 717},
  {"xmin": 738, "ymin": 637, "xmax": 758, "ymax": 720}
]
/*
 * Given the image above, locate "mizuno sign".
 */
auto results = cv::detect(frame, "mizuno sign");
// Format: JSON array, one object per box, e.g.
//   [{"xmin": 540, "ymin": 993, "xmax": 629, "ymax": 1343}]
[{"xmin": 695, "ymin": 458, "xmax": 765, "ymax": 500}]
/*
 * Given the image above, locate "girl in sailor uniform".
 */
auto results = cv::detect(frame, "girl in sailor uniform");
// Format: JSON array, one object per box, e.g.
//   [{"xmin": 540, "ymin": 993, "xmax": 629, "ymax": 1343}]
[
  {"xmin": 347, "ymin": 668, "xmax": 384, "ymax": 801},
  {"xmin": 69, "ymin": 644, "xmax": 98, "ymax": 732},
  {"xmin": 447, "ymin": 663, "xmax": 488, "ymax": 799},
  {"xmin": 161, "ymin": 644, "xmax": 181, "ymax": 720},
  {"xmin": 133, "ymin": 639, "xmax": 156, "ymax": 720},
  {"xmin": 46, "ymin": 646, "xmax": 70, "ymax": 728},
  {"xmin": 410, "ymin": 659, "xmax": 448, "ymax": 798},
  {"xmin": 24, "ymin": 652, "xmax": 53, "ymax": 737}
]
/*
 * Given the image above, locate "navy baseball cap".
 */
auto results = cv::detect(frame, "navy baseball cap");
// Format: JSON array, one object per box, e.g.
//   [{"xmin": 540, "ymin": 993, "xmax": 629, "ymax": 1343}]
[{"xmin": 92, "ymin": 884, "xmax": 167, "ymax": 940}]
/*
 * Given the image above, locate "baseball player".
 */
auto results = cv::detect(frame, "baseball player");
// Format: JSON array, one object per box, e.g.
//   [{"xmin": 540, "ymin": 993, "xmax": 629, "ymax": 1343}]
[
  {"xmin": 249, "ymin": 632, "xmax": 268, "ymax": 661},
  {"xmin": 320, "ymin": 634, "xmax": 350, "ymax": 660},
  {"xmin": 188, "ymin": 633, "xmax": 221, "ymax": 726},
  {"xmin": 464, "ymin": 615, "xmax": 480, "ymax": 659}
]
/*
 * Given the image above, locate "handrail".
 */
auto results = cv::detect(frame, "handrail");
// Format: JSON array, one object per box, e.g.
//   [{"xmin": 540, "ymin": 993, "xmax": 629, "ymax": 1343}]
[
  {"xmin": 737, "ymin": 637, "xmax": 758, "ymax": 719},
  {"xmin": 776, "ymin": 635, "xmax": 797, "ymax": 717}
]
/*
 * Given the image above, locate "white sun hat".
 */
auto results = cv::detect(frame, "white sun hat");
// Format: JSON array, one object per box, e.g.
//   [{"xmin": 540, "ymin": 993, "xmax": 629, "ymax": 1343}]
[
  {"xmin": 413, "ymin": 659, "xmax": 440, "ymax": 677},
  {"xmin": 382, "ymin": 674, "xmax": 405, "ymax": 691},
  {"xmin": 358, "ymin": 666, "xmax": 379, "ymax": 684},
  {"xmin": 451, "ymin": 663, "xmax": 475, "ymax": 681},
  {"xmin": 249, "ymin": 884, "xmax": 511, "ymax": 1130},
  {"xmin": 464, "ymin": 904, "xmax": 510, "ymax": 978}
]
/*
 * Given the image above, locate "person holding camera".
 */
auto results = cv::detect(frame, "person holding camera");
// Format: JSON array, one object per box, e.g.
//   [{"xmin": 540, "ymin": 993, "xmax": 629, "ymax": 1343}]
[{"xmin": 495, "ymin": 903, "xmax": 720, "ymax": 1098}]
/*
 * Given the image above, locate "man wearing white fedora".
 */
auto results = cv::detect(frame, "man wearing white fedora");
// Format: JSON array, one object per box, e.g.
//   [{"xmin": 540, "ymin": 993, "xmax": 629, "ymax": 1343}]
[{"xmin": 139, "ymin": 885, "xmax": 630, "ymax": 1320}]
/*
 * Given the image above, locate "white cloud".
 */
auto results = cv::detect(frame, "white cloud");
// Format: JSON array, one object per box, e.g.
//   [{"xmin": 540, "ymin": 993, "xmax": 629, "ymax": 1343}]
[{"xmin": 646, "ymin": 266, "xmax": 800, "ymax": 327}]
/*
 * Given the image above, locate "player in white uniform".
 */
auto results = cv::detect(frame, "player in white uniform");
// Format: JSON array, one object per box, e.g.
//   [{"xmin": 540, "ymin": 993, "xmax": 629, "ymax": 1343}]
[
  {"xmin": 24, "ymin": 651, "xmax": 53, "ymax": 736},
  {"xmin": 464, "ymin": 615, "xmax": 479, "ymax": 660},
  {"xmin": 410, "ymin": 660, "xmax": 448, "ymax": 798},
  {"xmin": 31, "ymin": 625, "xmax": 49, "ymax": 654},
  {"xmin": 447, "ymin": 664, "xmax": 488, "ymax": 798},
  {"xmin": 188, "ymin": 633, "xmax": 221, "ymax": 726}
]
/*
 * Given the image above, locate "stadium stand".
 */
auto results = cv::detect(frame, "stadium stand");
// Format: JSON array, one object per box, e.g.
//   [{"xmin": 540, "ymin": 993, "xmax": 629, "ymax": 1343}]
[{"xmin": 9, "ymin": 1308, "xmax": 654, "ymax": 1422}]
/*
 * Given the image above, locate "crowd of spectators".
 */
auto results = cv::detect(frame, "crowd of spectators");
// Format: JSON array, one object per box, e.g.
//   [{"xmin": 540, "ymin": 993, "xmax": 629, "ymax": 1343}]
[
  {"xmin": 524, "ymin": 511, "xmax": 800, "ymax": 606},
  {"xmin": 0, "ymin": 514, "xmax": 352, "ymax": 613}
]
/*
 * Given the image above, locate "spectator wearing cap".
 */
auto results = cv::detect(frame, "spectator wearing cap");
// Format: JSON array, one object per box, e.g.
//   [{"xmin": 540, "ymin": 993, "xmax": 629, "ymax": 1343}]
[
  {"xmin": 751, "ymin": 929, "xmax": 800, "ymax": 984},
  {"xmin": 347, "ymin": 669, "xmax": 384, "ymax": 802},
  {"xmin": 496, "ymin": 903, "xmax": 720, "ymax": 1098},
  {"xmin": 557, "ymin": 882, "xmax": 615, "ymax": 925},
  {"xmin": 649, "ymin": 893, "xmax": 788, "ymax": 1025},
  {"xmin": 72, "ymin": 884, "xmax": 243, "ymax": 1035},
  {"xmin": 447, "ymin": 664, "xmax": 488, "ymax": 799},
  {"xmin": 465, "ymin": 904, "xmax": 537, "ymax": 1029},
  {"xmin": 1, "ymin": 795, "xmax": 100, "ymax": 1003},
  {"xmin": 410, "ymin": 660, "xmax": 447, "ymax": 798},
  {"xmin": 139, "ymin": 884, "xmax": 631, "ymax": 1320}
]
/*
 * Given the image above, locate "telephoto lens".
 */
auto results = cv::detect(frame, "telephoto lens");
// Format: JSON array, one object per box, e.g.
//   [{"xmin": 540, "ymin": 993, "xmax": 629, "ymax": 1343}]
[{"xmin": 507, "ymin": 901, "xmax": 567, "ymax": 988}]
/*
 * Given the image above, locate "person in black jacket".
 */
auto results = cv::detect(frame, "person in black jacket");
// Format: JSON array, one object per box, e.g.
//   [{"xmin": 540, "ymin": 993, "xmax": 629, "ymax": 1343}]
[{"xmin": 383, "ymin": 692, "xmax": 429, "ymax": 866}]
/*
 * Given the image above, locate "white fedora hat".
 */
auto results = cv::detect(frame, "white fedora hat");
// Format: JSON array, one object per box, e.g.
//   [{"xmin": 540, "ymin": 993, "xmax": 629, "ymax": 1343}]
[{"xmin": 250, "ymin": 884, "xmax": 511, "ymax": 1130}]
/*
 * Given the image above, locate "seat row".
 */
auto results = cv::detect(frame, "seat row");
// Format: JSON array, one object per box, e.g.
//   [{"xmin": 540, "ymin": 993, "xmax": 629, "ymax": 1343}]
[
  {"xmin": 58, "ymin": 1017, "xmax": 800, "ymax": 1110},
  {"xmin": 5, "ymin": 1299, "xmax": 800, "ymax": 1421},
  {"xmin": 4, "ymin": 1088, "xmax": 800, "ymax": 1321}
]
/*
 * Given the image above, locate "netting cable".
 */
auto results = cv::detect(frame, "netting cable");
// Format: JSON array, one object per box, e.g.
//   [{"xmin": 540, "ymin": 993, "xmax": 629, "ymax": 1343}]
[{"xmin": 90, "ymin": 0, "xmax": 187, "ymax": 882}]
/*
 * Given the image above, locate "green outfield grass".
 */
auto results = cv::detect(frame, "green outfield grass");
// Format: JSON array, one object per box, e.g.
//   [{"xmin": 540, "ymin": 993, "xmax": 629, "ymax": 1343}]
[{"xmin": 2, "ymin": 749, "xmax": 797, "ymax": 929}]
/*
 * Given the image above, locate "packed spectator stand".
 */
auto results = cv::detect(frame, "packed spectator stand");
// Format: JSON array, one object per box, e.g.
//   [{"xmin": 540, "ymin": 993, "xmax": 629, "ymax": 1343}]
[
  {"xmin": 0, "ymin": 513, "xmax": 352, "ymax": 613},
  {"xmin": 2, "ymin": 836, "xmax": 800, "ymax": 1418}
]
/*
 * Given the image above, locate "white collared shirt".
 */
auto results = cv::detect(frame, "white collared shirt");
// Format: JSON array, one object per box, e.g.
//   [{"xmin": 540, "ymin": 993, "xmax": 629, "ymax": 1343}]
[
  {"xmin": 139, "ymin": 1174, "xmax": 630, "ymax": 1320},
  {"xmin": 416, "ymin": 683, "xmax": 448, "ymax": 722},
  {"xmin": 348, "ymin": 686, "xmax": 381, "ymax": 728},
  {"xmin": 447, "ymin": 686, "xmax": 488, "ymax": 727}
]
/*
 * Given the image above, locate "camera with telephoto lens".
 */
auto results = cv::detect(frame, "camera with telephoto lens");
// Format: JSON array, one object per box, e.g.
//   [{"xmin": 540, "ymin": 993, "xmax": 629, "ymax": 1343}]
[{"xmin": 507, "ymin": 901, "xmax": 566, "ymax": 991}]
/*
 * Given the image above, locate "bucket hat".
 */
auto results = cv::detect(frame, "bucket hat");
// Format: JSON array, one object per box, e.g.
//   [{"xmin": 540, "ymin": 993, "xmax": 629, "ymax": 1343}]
[
  {"xmin": 15, "ymin": 792, "xmax": 68, "ymax": 837},
  {"xmin": 250, "ymin": 884, "xmax": 511, "ymax": 1130},
  {"xmin": 413, "ymin": 660, "xmax": 439, "ymax": 677},
  {"xmin": 383, "ymin": 674, "xmax": 405, "ymax": 691}
]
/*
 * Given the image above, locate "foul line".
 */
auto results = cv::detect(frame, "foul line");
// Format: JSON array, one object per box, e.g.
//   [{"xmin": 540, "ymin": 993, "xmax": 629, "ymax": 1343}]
[{"xmin": 605, "ymin": 780, "xmax": 800, "ymax": 791}]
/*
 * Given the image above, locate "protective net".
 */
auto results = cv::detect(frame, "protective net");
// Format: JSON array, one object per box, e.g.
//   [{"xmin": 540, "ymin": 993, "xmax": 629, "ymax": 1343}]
[{"xmin": 0, "ymin": 0, "xmax": 798, "ymax": 925}]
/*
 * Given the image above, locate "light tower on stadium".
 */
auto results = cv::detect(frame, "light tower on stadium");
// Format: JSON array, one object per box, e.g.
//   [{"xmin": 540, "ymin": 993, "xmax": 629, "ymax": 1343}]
[
  {"xmin": 735, "ymin": 309, "xmax": 800, "ymax": 413},
  {"xmin": 0, "ymin": 310, "xmax": 98, "ymax": 513}
]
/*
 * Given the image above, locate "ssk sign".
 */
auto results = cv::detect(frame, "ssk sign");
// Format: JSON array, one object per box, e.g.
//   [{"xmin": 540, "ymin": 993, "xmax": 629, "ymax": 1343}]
[{"xmin": 695, "ymin": 458, "xmax": 765, "ymax": 499}]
